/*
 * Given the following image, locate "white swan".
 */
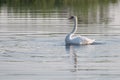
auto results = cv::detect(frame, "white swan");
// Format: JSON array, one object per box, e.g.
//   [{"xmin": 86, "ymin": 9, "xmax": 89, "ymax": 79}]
[{"xmin": 65, "ymin": 16, "xmax": 95, "ymax": 45}]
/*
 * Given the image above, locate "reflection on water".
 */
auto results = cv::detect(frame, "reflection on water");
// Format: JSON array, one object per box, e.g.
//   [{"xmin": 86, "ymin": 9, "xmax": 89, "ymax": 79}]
[
  {"xmin": 0, "ymin": 0, "xmax": 119, "ymax": 24},
  {"xmin": 66, "ymin": 45, "xmax": 78, "ymax": 72},
  {"xmin": 0, "ymin": 0, "xmax": 120, "ymax": 80}
]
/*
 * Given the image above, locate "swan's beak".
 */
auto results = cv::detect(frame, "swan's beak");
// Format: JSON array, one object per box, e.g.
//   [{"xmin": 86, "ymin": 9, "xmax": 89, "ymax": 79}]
[{"xmin": 68, "ymin": 17, "xmax": 72, "ymax": 19}]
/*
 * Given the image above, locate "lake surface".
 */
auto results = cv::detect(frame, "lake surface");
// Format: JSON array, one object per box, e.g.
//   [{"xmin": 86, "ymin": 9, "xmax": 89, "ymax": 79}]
[{"xmin": 0, "ymin": 0, "xmax": 120, "ymax": 80}]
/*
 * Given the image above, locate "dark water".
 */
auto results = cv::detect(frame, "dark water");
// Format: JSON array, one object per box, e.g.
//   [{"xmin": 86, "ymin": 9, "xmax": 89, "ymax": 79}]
[{"xmin": 0, "ymin": 0, "xmax": 120, "ymax": 80}]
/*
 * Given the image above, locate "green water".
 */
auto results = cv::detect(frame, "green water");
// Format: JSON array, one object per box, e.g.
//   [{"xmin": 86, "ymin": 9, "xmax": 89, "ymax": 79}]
[{"xmin": 0, "ymin": 0, "xmax": 118, "ymax": 24}]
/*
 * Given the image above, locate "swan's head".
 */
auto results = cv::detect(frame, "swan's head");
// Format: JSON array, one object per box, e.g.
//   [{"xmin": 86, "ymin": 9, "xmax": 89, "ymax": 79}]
[
  {"xmin": 69, "ymin": 16, "xmax": 77, "ymax": 21},
  {"xmin": 69, "ymin": 16, "xmax": 75, "ymax": 20}
]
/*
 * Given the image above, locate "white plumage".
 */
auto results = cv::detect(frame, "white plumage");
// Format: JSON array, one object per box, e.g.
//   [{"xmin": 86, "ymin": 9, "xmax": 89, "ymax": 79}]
[{"xmin": 65, "ymin": 16, "xmax": 95, "ymax": 45}]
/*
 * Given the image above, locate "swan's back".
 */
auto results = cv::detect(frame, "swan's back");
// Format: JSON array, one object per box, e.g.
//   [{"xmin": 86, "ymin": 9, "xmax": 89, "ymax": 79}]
[{"xmin": 65, "ymin": 35, "xmax": 95, "ymax": 45}]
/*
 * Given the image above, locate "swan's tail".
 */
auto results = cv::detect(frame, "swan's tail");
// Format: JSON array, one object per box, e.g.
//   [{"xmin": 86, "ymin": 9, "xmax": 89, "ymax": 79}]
[{"xmin": 88, "ymin": 39, "xmax": 95, "ymax": 44}]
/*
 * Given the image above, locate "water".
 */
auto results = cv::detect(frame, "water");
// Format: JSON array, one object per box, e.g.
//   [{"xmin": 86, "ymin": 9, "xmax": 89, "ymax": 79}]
[{"xmin": 0, "ymin": 0, "xmax": 120, "ymax": 80}]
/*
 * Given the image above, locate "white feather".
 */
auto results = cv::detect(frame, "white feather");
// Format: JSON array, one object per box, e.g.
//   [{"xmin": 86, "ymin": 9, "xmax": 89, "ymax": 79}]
[{"xmin": 65, "ymin": 16, "xmax": 95, "ymax": 45}]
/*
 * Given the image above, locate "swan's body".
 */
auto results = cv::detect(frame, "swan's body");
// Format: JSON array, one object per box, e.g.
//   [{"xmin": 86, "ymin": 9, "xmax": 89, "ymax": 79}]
[{"xmin": 65, "ymin": 16, "xmax": 95, "ymax": 45}]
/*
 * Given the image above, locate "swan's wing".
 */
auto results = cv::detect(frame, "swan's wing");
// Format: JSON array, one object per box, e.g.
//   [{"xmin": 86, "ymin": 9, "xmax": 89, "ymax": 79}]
[
  {"xmin": 69, "ymin": 36, "xmax": 95, "ymax": 45},
  {"xmin": 79, "ymin": 36, "xmax": 95, "ymax": 44}
]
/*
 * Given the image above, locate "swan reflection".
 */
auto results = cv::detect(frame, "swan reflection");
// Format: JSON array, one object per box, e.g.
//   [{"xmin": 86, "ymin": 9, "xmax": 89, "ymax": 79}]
[{"xmin": 65, "ymin": 45, "xmax": 80, "ymax": 72}]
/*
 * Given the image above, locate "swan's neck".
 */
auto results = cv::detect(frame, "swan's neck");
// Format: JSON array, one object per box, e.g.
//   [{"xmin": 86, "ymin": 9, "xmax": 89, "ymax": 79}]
[
  {"xmin": 65, "ymin": 16, "xmax": 78, "ymax": 44},
  {"xmin": 70, "ymin": 16, "xmax": 77, "ymax": 35}
]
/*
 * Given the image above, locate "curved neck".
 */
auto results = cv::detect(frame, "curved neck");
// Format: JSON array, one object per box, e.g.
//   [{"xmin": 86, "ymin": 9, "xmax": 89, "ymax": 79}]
[{"xmin": 70, "ymin": 16, "xmax": 77, "ymax": 34}]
